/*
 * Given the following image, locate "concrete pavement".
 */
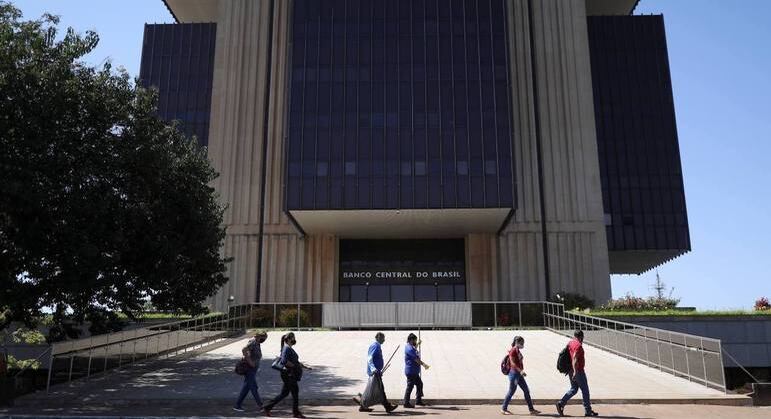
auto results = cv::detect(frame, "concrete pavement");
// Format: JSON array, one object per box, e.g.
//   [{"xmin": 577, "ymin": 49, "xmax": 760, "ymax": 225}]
[{"xmin": 6, "ymin": 330, "xmax": 749, "ymax": 417}]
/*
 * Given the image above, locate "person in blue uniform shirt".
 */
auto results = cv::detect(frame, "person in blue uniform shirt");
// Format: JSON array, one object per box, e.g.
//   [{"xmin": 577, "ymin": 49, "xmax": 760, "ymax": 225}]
[
  {"xmin": 403, "ymin": 333, "xmax": 430, "ymax": 408},
  {"xmin": 354, "ymin": 332, "xmax": 398, "ymax": 413}
]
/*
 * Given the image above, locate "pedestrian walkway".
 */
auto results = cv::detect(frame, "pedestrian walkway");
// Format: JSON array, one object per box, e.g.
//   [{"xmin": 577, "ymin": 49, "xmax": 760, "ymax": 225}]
[
  {"xmin": 9, "ymin": 330, "xmax": 748, "ymax": 415},
  {"xmin": 4, "ymin": 403, "xmax": 767, "ymax": 418}
]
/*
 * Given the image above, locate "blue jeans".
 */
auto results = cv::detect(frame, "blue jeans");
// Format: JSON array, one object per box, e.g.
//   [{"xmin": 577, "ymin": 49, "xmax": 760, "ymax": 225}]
[
  {"xmin": 235, "ymin": 367, "xmax": 262, "ymax": 408},
  {"xmin": 559, "ymin": 370, "xmax": 592, "ymax": 413},
  {"xmin": 502, "ymin": 371, "xmax": 534, "ymax": 411}
]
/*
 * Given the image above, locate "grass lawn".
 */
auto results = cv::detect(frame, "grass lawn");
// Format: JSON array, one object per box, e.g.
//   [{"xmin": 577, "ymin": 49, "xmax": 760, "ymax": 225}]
[{"xmin": 575, "ymin": 309, "xmax": 771, "ymax": 317}]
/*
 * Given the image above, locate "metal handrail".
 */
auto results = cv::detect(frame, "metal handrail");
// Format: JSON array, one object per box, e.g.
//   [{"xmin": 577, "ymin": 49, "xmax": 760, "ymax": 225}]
[
  {"xmin": 552, "ymin": 312, "xmax": 723, "ymax": 353},
  {"xmin": 559, "ymin": 310, "xmax": 724, "ymax": 345},
  {"xmin": 46, "ymin": 312, "xmax": 246, "ymax": 392},
  {"xmin": 542, "ymin": 306, "xmax": 727, "ymax": 392}
]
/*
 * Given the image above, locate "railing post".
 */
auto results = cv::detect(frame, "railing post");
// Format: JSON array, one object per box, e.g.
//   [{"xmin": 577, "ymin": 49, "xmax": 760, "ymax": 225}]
[
  {"xmin": 297, "ymin": 303, "xmax": 301, "ymax": 331},
  {"xmin": 684, "ymin": 335, "xmax": 691, "ymax": 381},
  {"xmin": 718, "ymin": 341, "xmax": 727, "ymax": 393},
  {"xmin": 68, "ymin": 354, "xmax": 74, "ymax": 383},
  {"xmin": 273, "ymin": 304, "xmax": 277, "ymax": 329},
  {"xmin": 103, "ymin": 345, "xmax": 108, "ymax": 373},
  {"xmin": 700, "ymin": 337, "xmax": 708, "ymax": 385},
  {"xmin": 86, "ymin": 348, "xmax": 92, "ymax": 379},
  {"xmin": 118, "ymin": 342, "xmax": 124, "ymax": 367},
  {"xmin": 45, "ymin": 349, "xmax": 54, "ymax": 393},
  {"xmin": 656, "ymin": 330, "xmax": 662, "ymax": 371},
  {"xmin": 519, "ymin": 303, "xmax": 523, "ymax": 329},
  {"xmin": 669, "ymin": 337, "xmax": 675, "ymax": 377},
  {"xmin": 644, "ymin": 329, "xmax": 650, "ymax": 366},
  {"xmin": 493, "ymin": 303, "xmax": 498, "ymax": 328}
]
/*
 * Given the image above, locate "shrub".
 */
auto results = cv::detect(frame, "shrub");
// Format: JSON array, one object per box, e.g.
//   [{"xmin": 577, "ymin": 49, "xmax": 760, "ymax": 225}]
[
  {"xmin": 247, "ymin": 306, "xmax": 275, "ymax": 327},
  {"xmin": 755, "ymin": 297, "xmax": 770, "ymax": 311},
  {"xmin": 600, "ymin": 293, "xmax": 680, "ymax": 311},
  {"xmin": 7, "ymin": 355, "xmax": 40, "ymax": 370},
  {"xmin": 551, "ymin": 292, "xmax": 595, "ymax": 310},
  {"xmin": 277, "ymin": 307, "xmax": 311, "ymax": 328}
]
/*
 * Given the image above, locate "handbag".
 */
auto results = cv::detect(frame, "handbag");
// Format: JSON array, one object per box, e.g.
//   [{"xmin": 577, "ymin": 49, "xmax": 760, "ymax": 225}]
[
  {"xmin": 271, "ymin": 356, "xmax": 285, "ymax": 371},
  {"xmin": 235, "ymin": 357, "xmax": 249, "ymax": 375}
]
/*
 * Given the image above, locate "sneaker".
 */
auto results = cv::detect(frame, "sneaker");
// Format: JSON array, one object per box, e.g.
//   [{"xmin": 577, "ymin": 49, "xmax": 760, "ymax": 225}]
[
  {"xmin": 385, "ymin": 403, "xmax": 399, "ymax": 413},
  {"xmin": 585, "ymin": 411, "xmax": 599, "ymax": 417},
  {"xmin": 359, "ymin": 406, "xmax": 374, "ymax": 412},
  {"xmin": 530, "ymin": 408, "xmax": 541, "ymax": 415},
  {"xmin": 555, "ymin": 402, "xmax": 564, "ymax": 417},
  {"xmin": 232, "ymin": 406, "xmax": 245, "ymax": 412},
  {"xmin": 415, "ymin": 400, "xmax": 427, "ymax": 406},
  {"xmin": 403, "ymin": 402, "xmax": 415, "ymax": 408},
  {"xmin": 500, "ymin": 410, "xmax": 513, "ymax": 415}
]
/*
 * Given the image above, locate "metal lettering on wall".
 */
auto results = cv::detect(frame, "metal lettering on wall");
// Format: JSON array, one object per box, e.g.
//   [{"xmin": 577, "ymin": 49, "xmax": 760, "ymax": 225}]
[{"xmin": 341, "ymin": 269, "xmax": 464, "ymax": 282}]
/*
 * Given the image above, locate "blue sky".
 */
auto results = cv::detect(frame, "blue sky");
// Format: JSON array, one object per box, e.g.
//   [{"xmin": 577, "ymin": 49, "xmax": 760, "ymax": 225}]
[{"xmin": 13, "ymin": 0, "xmax": 771, "ymax": 309}]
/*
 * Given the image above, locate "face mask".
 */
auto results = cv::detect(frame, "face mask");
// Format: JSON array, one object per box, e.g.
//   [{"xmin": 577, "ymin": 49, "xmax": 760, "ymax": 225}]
[{"xmin": 517, "ymin": 344, "xmax": 524, "ymax": 349}]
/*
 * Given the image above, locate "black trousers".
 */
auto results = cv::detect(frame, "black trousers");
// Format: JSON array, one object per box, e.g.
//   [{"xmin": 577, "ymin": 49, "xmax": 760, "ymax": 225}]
[
  {"xmin": 264, "ymin": 374, "xmax": 300, "ymax": 414},
  {"xmin": 404, "ymin": 374, "xmax": 424, "ymax": 403}
]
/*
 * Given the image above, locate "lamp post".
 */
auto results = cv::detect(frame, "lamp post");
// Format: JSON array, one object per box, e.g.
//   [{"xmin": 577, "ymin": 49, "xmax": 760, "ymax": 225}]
[{"xmin": 227, "ymin": 295, "xmax": 235, "ymax": 329}]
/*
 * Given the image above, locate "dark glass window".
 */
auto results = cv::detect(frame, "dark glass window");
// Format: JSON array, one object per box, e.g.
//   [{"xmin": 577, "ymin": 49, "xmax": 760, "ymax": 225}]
[
  {"xmin": 588, "ymin": 15, "xmax": 690, "ymax": 270},
  {"xmin": 140, "ymin": 23, "xmax": 216, "ymax": 146},
  {"xmin": 286, "ymin": 0, "xmax": 515, "ymax": 210}
]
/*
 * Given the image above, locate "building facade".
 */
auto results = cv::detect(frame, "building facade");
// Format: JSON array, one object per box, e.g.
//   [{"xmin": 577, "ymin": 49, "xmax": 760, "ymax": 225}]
[{"xmin": 140, "ymin": 0, "xmax": 689, "ymax": 311}]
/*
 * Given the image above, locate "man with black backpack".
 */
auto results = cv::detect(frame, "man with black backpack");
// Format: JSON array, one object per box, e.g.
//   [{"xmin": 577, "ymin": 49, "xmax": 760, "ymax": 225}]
[{"xmin": 555, "ymin": 330, "xmax": 598, "ymax": 417}]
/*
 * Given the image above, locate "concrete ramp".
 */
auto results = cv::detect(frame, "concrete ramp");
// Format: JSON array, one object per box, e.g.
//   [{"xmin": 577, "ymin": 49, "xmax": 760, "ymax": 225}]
[{"xmin": 14, "ymin": 330, "xmax": 748, "ymax": 410}]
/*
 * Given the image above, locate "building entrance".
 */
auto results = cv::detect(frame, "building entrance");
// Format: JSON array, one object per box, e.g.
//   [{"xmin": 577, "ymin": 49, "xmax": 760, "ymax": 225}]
[{"xmin": 339, "ymin": 239, "xmax": 466, "ymax": 302}]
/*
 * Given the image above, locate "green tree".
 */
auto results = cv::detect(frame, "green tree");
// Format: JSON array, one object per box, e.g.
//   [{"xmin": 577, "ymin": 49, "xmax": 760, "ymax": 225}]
[{"xmin": 0, "ymin": 3, "xmax": 229, "ymax": 331}]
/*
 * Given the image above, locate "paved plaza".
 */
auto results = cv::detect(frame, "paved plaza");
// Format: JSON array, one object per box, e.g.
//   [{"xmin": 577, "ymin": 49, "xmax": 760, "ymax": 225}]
[{"xmin": 5, "ymin": 330, "xmax": 749, "ymax": 417}]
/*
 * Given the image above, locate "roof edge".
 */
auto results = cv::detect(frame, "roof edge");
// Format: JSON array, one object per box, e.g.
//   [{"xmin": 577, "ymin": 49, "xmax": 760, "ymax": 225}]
[{"xmin": 162, "ymin": 0, "xmax": 180, "ymax": 23}]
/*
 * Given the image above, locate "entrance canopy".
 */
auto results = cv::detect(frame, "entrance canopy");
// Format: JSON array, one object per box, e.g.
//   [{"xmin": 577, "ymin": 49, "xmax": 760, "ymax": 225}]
[{"xmin": 289, "ymin": 208, "xmax": 511, "ymax": 239}]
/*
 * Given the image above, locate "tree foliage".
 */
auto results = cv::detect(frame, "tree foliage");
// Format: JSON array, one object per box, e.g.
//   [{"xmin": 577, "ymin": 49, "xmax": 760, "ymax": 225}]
[{"xmin": 0, "ymin": 3, "xmax": 229, "ymax": 330}]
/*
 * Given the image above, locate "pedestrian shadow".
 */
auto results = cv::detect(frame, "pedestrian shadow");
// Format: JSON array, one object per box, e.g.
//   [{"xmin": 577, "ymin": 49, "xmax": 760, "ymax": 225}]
[
  {"xmin": 23, "ymin": 353, "xmax": 361, "ymax": 404},
  {"xmin": 256, "ymin": 358, "xmax": 361, "ymax": 400}
]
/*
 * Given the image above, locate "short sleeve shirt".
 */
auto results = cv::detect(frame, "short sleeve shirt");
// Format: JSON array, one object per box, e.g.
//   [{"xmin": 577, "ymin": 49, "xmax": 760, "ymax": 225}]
[
  {"xmin": 508, "ymin": 346, "xmax": 524, "ymax": 371},
  {"xmin": 568, "ymin": 339, "xmax": 585, "ymax": 372}
]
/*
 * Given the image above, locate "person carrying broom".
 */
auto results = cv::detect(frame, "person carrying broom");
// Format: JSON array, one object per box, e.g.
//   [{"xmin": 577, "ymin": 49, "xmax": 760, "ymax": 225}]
[{"xmin": 353, "ymin": 332, "xmax": 399, "ymax": 413}]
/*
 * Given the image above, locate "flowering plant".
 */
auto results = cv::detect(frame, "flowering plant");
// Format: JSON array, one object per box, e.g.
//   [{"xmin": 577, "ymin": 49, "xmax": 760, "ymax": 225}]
[{"xmin": 755, "ymin": 297, "xmax": 770, "ymax": 311}]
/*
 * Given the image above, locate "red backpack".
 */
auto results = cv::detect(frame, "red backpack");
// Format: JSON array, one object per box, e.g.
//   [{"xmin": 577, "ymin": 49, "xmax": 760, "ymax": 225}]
[{"xmin": 500, "ymin": 353, "xmax": 511, "ymax": 375}]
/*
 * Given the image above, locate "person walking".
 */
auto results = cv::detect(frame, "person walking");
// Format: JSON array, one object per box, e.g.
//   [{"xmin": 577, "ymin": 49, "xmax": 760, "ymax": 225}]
[
  {"xmin": 403, "ymin": 333, "xmax": 429, "ymax": 408},
  {"xmin": 263, "ymin": 332, "xmax": 312, "ymax": 418},
  {"xmin": 556, "ymin": 330, "xmax": 598, "ymax": 417},
  {"xmin": 354, "ymin": 332, "xmax": 398, "ymax": 413},
  {"xmin": 501, "ymin": 335, "xmax": 540, "ymax": 415},
  {"xmin": 233, "ymin": 330, "xmax": 268, "ymax": 412}
]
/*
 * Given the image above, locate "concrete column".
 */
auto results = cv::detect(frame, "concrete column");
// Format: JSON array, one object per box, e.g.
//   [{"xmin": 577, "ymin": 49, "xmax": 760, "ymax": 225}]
[{"xmin": 500, "ymin": 0, "xmax": 611, "ymax": 304}]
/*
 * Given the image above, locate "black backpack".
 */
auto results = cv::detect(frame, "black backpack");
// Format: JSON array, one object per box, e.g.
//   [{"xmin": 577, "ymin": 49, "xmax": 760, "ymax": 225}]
[{"xmin": 556, "ymin": 344, "xmax": 572, "ymax": 375}]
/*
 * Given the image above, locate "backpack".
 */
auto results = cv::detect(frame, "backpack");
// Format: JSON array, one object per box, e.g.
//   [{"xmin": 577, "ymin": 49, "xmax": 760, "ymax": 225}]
[
  {"xmin": 500, "ymin": 353, "xmax": 511, "ymax": 375},
  {"xmin": 556, "ymin": 344, "xmax": 572, "ymax": 375}
]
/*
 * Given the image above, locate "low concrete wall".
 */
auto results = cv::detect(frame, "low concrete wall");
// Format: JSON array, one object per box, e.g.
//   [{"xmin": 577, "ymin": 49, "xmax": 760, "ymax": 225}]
[{"xmin": 598, "ymin": 316, "xmax": 771, "ymax": 368}]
